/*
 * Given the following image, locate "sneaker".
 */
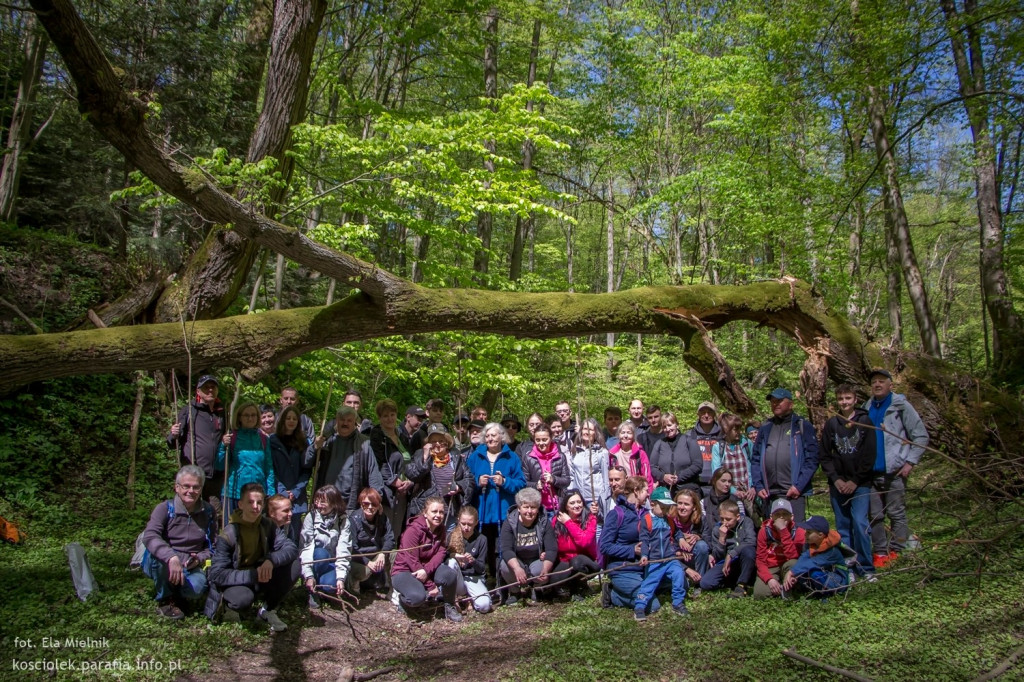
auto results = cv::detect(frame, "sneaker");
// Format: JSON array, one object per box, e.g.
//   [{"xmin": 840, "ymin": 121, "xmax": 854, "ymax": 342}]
[
  {"xmin": 600, "ymin": 582, "xmax": 612, "ymax": 609},
  {"xmin": 634, "ymin": 607, "xmax": 647, "ymax": 622},
  {"xmin": 688, "ymin": 587, "xmax": 701, "ymax": 600},
  {"xmin": 873, "ymin": 553, "xmax": 891, "ymax": 569},
  {"xmin": 308, "ymin": 593, "xmax": 322, "ymax": 609},
  {"xmin": 672, "ymin": 604, "xmax": 690, "ymax": 617},
  {"xmin": 444, "ymin": 604, "xmax": 463, "ymax": 623},
  {"xmin": 886, "ymin": 551, "xmax": 900, "ymax": 565},
  {"xmin": 505, "ymin": 594, "xmax": 519, "ymax": 607},
  {"xmin": 156, "ymin": 600, "xmax": 185, "ymax": 620},
  {"xmin": 727, "ymin": 585, "xmax": 749, "ymax": 599},
  {"xmin": 222, "ymin": 607, "xmax": 241, "ymax": 624},
  {"xmin": 571, "ymin": 592, "xmax": 587, "ymax": 602},
  {"xmin": 258, "ymin": 607, "xmax": 287, "ymax": 632}
]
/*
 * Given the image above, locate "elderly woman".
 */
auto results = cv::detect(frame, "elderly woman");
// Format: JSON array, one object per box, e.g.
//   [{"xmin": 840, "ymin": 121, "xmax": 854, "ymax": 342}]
[
  {"xmin": 465, "ymin": 422, "xmax": 526, "ymax": 579},
  {"xmin": 366, "ymin": 398, "xmax": 413, "ymax": 537},
  {"xmin": 608, "ymin": 422, "xmax": 655, "ymax": 492},
  {"xmin": 499, "ymin": 487, "xmax": 561, "ymax": 604},
  {"xmin": 391, "ymin": 496, "xmax": 462, "ymax": 622},
  {"xmin": 405, "ymin": 423, "xmax": 473, "ymax": 529}
]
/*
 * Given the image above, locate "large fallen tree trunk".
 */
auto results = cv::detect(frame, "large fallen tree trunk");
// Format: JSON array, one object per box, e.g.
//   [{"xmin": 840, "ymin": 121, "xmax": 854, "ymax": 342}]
[{"xmin": 16, "ymin": 0, "xmax": 1021, "ymax": 464}]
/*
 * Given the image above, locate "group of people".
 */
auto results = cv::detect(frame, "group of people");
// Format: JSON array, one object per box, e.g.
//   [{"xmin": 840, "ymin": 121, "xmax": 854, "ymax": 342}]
[{"xmin": 144, "ymin": 369, "xmax": 928, "ymax": 627}]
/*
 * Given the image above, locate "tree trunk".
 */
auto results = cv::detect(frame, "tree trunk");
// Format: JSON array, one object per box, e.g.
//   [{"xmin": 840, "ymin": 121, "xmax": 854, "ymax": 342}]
[
  {"xmin": 852, "ymin": 0, "xmax": 941, "ymax": 357},
  {"xmin": 474, "ymin": 7, "xmax": 499, "ymax": 279},
  {"xmin": 0, "ymin": 15, "xmax": 49, "ymax": 222},
  {"xmin": 510, "ymin": 17, "xmax": 541, "ymax": 282},
  {"xmin": 148, "ymin": 0, "xmax": 326, "ymax": 322},
  {"xmin": 940, "ymin": 0, "xmax": 1024, "ymax": 382}
]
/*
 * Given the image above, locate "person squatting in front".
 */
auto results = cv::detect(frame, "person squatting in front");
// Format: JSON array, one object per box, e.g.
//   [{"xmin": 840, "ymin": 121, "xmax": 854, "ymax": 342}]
[{"xmin": 204, "ymin": 482, "xmax": 298, "ymax": 631}]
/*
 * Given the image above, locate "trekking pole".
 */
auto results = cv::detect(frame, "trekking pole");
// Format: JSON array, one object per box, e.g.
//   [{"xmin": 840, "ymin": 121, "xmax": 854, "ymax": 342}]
[
  {"xmin": 588, "ymin": 447, "xmax": 602, "ymax": 588},
  {"xmin": 311, "ymin": 376, "xmax": 337, "ymax": 491}
]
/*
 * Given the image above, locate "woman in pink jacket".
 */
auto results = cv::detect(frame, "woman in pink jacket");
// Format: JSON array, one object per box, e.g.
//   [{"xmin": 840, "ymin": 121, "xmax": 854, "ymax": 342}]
[{"xmin": 554, "ymin": 489, "xmax": 599, "ymax": 600}]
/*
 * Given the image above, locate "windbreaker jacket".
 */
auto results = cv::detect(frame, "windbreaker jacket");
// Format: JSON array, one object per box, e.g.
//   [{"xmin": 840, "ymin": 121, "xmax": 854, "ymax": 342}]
[
  {"xmin": 300, "ymin": 510, "xmax": 351, "ymax": 582},
  {"xmin": 862, "ymin": 393, "xmax": 929, "ymax": 474}
]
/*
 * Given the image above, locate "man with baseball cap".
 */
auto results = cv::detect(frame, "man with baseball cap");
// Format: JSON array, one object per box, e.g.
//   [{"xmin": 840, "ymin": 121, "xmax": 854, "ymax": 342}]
[
  {"xmin": 168, "ymin": 374, "xmax": 226, "ymax": 503},
  {"xmin": 864, "ymin": 369, "xmax": 929, "ymax": 568},
  {"xmin": 750, "ymin": 388, "xmax": 819, "ymax": 523}
]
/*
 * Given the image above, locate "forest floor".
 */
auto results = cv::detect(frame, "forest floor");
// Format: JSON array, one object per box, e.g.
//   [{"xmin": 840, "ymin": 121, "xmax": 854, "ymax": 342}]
[{"xmin": 189, "ymin": 590, "xmax": 556, "ymax": 682}]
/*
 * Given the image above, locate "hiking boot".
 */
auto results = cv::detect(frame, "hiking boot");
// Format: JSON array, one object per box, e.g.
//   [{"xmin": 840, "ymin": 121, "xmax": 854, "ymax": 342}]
[
  {"xmin": 156, "ymin": 600, "xmax": 185, "ymax": 620},
  {"xmin": 444, "ymin": 604, "xmax": 463, "ymax": 623},
  {"xmin": 258, "ymin": 607, "xmax": 287, "ymax": 632},
  {"xmin": 600, "ymin": 582, "xmax": 612, "ymax": 608},
  {"xmin": 672, "ymin": 604, "xmax": 690, "ymax": 617},
  {"xmin": 222, "ymin": 607, "xmax": 241, "ymax": 624},
  {"xmin": 505, "ymin": 594, "xmax": 519, "ymax": 606},
  {"xmin": 727, "ymin": 585, "xmax": 749, "ymax": 599},
  {"xmin": 634, "ymin": 607, "xmax": 647, "ymax": 622}
]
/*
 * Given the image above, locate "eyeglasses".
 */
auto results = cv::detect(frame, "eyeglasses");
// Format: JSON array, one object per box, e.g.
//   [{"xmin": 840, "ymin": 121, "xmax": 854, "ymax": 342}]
[
  {"xmin": 176, "ymin": 484, "xmax": 202, "ymax": 491},
  {"xmin": 361, "ymin": 501, "xmax": 378, "ymax": 508}
]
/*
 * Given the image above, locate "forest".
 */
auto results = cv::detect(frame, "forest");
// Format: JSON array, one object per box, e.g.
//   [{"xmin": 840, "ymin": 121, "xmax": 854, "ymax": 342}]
[{"xmin": 0, "ymin": 0, "xmax": 1022, "ymax": 679}]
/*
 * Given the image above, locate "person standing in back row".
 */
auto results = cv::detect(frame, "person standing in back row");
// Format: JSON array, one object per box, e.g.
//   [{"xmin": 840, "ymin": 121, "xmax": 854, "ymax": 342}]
[
  {"xmin": 751, "ymin": 388, "xmax": 819, "ymax": 523},
  {"xmin": 168, "ymin": 375, "xmax": 226, "ymax": 505},
  {"xmin": 688, "ymin": 401, "xmax": 723, "ymax": 493},
  {"xmin": 864, "ymin": 369, "xmax": 928, "ymax": 568}
]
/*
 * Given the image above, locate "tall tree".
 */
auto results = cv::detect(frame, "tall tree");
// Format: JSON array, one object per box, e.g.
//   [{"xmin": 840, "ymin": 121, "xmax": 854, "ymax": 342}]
[{"xmin": 940, "ymin": 0, "xmax": 1024, "ymax": 381}]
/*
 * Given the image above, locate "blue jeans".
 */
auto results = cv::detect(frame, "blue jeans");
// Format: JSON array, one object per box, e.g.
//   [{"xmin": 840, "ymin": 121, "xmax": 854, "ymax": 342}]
[
  {"xmin": 680, "ymin": 540, "xmax": 710, "ymax": 577},
  {"xmin": 699, "ymin": 545, "xmax": 756, "ymax": 591},
  {"xmin": 607, "ymin": 566, "xmax": 661, "ymax": 612},
  {"xmin": 142, "ymin": 551, "xmax": 207, "ymax": 602},
  {"xmin": 635, "ymin": 560, "xmax": 686, "ymax": 613},
  {"xmin": 830, "ymin": 484, "xmax": 873, "ymax": 573},
  {"xmin": 312, "ymin": 547, "xmax": 339, "ymax": 593}
]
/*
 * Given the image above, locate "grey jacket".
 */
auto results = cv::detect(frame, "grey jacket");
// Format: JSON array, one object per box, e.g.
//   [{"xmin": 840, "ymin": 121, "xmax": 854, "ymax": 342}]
[{"xmin": 863, "ymin": 393, "xmax": 929, "ymax": 474}]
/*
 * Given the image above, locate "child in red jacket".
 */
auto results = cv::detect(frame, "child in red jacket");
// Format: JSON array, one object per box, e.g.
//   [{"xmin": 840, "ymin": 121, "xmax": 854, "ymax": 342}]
[{"xmin": 753, "ymin": 499, "xmax": 805, "ymax": 598}]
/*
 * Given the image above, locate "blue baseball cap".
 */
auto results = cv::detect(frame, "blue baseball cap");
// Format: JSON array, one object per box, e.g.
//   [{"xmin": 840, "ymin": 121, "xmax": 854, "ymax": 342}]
[
  {"xmin": 798, "ymin": 515, "xmax": 830, "ymax": 534},
  {"xmin": 766, "ymin": 388, "xmax": 793, "ymax": 401}
]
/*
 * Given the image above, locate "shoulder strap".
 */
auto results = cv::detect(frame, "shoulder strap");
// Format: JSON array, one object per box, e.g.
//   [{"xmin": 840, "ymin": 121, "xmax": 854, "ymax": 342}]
[{"xmin": 166, "ymin": 500, "xmax": 176, "ymax": 520}]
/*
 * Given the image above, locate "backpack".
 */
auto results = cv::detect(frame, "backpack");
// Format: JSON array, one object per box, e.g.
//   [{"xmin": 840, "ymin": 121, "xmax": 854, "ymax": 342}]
[{"xmin": 0, "ymin": 515, "xmax": 25, "ymax": 544}]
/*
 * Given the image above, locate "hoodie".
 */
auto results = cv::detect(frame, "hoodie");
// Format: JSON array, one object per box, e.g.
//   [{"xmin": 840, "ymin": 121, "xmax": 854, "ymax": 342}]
[{"xmin": 688, "ymin": 421, "xmax": 724, "ymax": 484}]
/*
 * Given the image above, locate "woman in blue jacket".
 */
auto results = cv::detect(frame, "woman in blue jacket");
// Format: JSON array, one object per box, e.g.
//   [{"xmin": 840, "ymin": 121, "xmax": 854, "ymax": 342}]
[
  {"xmin": 217, "ymin": 402, "xmax": 275, "ymax": 515},
  {"xmin": 465, "ymin": 422, "xmax": 525, "ymax": 581},
  {"xmin": 598, "ymin": 475, "xmax": 657, "ymax": 610}
]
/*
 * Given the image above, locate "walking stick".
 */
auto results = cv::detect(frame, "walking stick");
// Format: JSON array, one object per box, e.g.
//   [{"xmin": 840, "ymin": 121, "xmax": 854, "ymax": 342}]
[
  {"xmin": 588, "ymin": 445, "xmax": 602, "ymax": 587},
  {"xmin": 311, "ymin": 377, "xmax": 337, "ymax": 492}
]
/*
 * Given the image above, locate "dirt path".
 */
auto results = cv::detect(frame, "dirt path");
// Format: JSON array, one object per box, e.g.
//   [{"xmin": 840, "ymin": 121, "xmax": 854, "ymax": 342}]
[{"xmin": 186, "ymin": 593, "xmax": 563, "ymax": 681}]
